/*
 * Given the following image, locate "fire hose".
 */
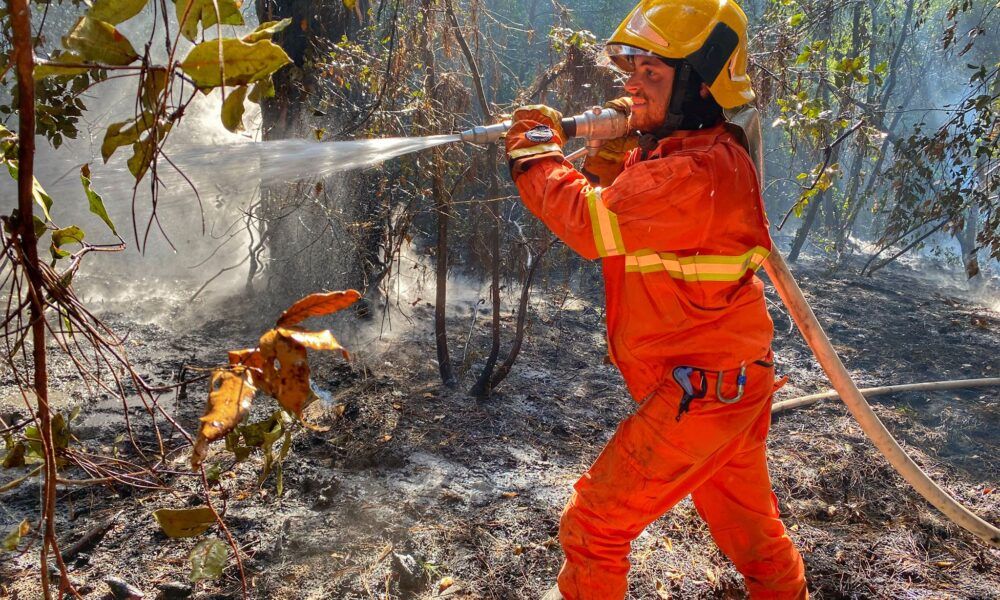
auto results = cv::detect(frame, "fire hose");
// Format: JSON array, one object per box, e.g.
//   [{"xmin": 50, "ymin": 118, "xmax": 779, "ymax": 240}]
[
  {"xmin": 461, "ymin": 107, "xmax": 1000, "ymax": 547},
  {"xmin": 772, "ymin": 377, "xmax": 1000, "ymax": 414}
]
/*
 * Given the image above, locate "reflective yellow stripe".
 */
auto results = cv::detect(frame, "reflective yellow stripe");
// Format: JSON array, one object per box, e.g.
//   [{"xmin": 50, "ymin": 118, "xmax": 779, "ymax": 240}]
[
  {"xmin": 508, "ymin": 143, "xmax": 562, "ymax": 160},
  {"xmin": 624, "ymin": 246, "xmax": 770, "ymax": 281},
  {"xmin": 586, "ymin": 188, "xmax": 626, "ymax": 256}
]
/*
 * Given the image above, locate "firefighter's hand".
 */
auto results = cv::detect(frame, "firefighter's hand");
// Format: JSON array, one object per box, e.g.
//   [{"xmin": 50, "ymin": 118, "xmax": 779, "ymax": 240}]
[
  {"xmin": 582, "ymin": 97, "xmax": 637, "ymax": 187},
  {"xmin": 506, "ymin": 105, "xmax": 566, "ymax": 181}
]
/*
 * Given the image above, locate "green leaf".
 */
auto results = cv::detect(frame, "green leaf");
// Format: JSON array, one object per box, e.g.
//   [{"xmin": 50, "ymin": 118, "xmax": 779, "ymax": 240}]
[
  {"xmin": 190, "ymin": 538, "xmax": 228, "ymax": 582},
  {"xmin": 6, "ymin": 161, "xmax": 54, "ymax": 221},
  {"xmin": 128, "ymin": 139, "xmax": 154, "ymax": 181},
  {"xmin": 788, "ymin": 12, "xmax": 804, "ymax": 26},
  {"xmin": 152, "ymin": 507, "xmax": 216, "ymax": 538},
  {"xmin": 62, "ymin": 17, "xmax": 139, "ymax": 66},
  {"xmin": 51, "ymin": 225, "xmax": 85, "ymax": 260},
  {"xmin": 81, "ymin": 165, "xmax": 117, "ymax": 235},
  {"xmin": 3, "ymin": 519, "xmax": 30, "ymax": 552},
  {"xmin": 242, "ymin": 18, "xmax": 292, "ymax": 44},
  {"xmin": 87, "ymin": 0, "xmax": 149, "ymax": 25},
  {"xmin": 175, "ymin": 0, "xmax": 245, "ymax": 43},
  {"xmin": 221, "ymin": 86, "xmax": 249, "ymax": 133},
  {"xmin": 34, "ymin": 51, "xmax": 89, "ymax": 79},
  {"xmin": 101, "ymin": 115, "xmax": 156, "ymax": 163},
  {"xmin": 180, "ymin": 38, "xmax": 291, "ymax": 90}
]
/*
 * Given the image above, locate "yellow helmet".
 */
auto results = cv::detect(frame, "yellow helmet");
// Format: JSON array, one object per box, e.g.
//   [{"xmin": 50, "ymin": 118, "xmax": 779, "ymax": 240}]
[{"xmin": 606, "ymin": 0, "xmax": 754, "ymax": 109}]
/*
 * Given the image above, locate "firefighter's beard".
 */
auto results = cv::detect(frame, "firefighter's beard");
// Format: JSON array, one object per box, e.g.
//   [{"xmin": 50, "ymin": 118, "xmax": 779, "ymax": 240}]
[{"xmin": 629, "ymin": 93, "xmax": 670, "ymax": 133}]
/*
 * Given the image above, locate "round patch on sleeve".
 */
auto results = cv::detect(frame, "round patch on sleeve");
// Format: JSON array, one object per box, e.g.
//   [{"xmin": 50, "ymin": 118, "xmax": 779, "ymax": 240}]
[{"xmin": 524, "ymin": 125, "xmax": 555, "ymax": 143}]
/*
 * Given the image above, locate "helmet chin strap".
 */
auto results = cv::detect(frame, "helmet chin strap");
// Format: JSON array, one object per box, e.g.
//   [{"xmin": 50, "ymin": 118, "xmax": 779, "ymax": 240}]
[{"xmin": 638, "ymin": 62, "xmax": 693, "ymax": 160}]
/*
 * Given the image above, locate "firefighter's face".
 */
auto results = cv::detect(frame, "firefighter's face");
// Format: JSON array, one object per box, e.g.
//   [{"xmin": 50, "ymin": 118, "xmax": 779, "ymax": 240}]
[{"xmin": 624, "ymin": 56, "xmax": 675, "ymax": 132}]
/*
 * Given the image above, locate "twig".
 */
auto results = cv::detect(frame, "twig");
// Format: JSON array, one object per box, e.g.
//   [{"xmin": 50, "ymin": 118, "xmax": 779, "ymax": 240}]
[{"xmin": 777, "ymin": 119, "xmax": 864, "ymax": 230}]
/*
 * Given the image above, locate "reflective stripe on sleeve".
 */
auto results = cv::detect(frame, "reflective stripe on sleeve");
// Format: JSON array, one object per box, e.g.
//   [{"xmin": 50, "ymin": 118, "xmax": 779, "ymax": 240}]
[
  {"xmin": 624, "ymin": 246, "xmax": 770, "ymax": 281},
  {"xmin": 586, "ymin": 188, "xmax": 626, "ymax": 257}
]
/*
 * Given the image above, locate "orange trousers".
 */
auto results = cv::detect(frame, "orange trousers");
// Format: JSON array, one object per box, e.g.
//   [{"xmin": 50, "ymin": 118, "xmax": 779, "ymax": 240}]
[{"xmin": 557, "ymin": 360, "xmax": 807, "ymax": 599}]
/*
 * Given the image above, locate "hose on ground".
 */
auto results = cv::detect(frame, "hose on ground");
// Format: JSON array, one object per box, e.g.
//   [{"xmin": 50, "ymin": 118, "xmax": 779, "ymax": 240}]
[
  {"xmin": 772, "ymin": 377, "xmax": 1000, "ymax": 414},
  {"xmin": 763, "ymin": 248, "xmax": 1000, "ymax": 547}
]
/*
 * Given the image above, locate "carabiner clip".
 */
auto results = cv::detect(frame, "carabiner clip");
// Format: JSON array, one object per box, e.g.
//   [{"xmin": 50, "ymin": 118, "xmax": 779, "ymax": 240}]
[{"xmin": 716, "ymin": 364, "xmax": 747, "ymax": 404}]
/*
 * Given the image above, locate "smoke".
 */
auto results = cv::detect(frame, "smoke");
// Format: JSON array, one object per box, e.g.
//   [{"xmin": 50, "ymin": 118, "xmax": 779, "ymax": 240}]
[{"xmin": 0, "ymin": 4, "xmax": 265, "ymax": 322}]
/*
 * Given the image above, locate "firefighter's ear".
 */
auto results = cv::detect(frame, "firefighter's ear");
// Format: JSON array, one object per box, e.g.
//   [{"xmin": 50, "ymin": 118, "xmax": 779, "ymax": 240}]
[{"xmin": 699, "ymin": 83, "xmax": 710, "ymax": 99}]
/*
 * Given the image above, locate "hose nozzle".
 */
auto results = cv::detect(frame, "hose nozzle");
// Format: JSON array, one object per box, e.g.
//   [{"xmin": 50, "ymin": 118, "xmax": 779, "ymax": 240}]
[{"xmin": 460, "ymin": 107, "xmax": 629, "ymax": 146}]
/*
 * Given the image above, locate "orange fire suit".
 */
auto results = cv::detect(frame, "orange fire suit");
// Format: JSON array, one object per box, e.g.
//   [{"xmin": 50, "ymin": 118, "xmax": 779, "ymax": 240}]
[{"xmin": 512, "ymin": 123, "xmax": 807, "ymax": 599}]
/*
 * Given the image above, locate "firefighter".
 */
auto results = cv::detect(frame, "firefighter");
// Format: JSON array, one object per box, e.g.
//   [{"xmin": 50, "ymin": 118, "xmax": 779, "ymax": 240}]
[{"xmin": 504, "ymin": 0, "xmax": 808, "ymax": 598}]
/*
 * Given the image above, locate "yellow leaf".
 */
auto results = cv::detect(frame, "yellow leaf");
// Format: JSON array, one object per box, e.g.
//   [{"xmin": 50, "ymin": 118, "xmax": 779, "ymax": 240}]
[
  {"xmin": 152, "ymin": 507, "xmax": 216, "ymax": 538},
  {"xmin": 221, "ymin": 86, "xmax": 249, "ymax": 133},
  {"xmin": 88, "ymin": 0, "xmax": 148, "ymax": 24},
  {"xmin": 276, "ymin": 289, "xmax": 361, "ymax": 327},
  {"xmin": 192, "ymin": 368, "xmax": 256, "ymax": 467},
  {"xmin": 175, "ymin": 0, "xmax": 244, "ymax": 42},
  {"xmin": 62, "ymin": 17, "xmax": 139, "ymax": 66},
  {"xmin": 180, "ymin": 38, "xmax": 291, "ymax": 90}
]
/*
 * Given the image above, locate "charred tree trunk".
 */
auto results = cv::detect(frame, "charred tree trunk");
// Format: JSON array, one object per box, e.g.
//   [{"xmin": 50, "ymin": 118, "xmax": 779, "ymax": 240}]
[{"xmin": 418, "ymin": 0, "xmax": 455, "ymax": 385}]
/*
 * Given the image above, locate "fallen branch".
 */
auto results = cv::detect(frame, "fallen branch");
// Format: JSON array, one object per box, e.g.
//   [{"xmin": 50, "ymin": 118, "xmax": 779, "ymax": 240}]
[
  {"xmin": 772, "ymin": 377, "xmax": 1000, "ymax": 414},
  {"xmin": 60, "ymin": 511, "xmax": 121, "ymax": 561}
]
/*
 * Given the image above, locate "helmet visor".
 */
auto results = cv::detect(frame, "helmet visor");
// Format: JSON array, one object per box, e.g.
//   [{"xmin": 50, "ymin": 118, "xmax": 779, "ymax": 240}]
[{"xmin": 604, "ymin": 43, "xmax": 661, "ymax": 72}]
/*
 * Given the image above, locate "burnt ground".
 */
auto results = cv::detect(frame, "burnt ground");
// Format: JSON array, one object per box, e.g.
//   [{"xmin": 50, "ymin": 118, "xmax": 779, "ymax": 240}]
[{"xmin": 1, "ymin": 250, "xmax": 998, "ymax": 600}]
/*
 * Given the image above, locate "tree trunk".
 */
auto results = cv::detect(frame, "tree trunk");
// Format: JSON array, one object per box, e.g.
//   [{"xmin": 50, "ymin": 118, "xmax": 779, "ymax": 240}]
[{"xmin": 254, "ymin": 0, "xmax": 370, "ymax": 301}]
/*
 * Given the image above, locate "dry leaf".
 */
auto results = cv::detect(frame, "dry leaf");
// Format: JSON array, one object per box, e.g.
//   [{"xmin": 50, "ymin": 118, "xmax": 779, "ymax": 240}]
[
  {"xmin": 277, "ymin": 327, "xmax": 349, "ymax": 359},
  {"xmin": 437, "ymin": 576, "xmax": 454, "ymax": 593},
  {"xmin": 258, "ymin": 329, "xmax": 315, "ymax": 417},
  {"xmin": 276, "ymin": 290, "xmax": 361, "ymax": 328},
  {"xmin": 501, "ymin": 491, "xmax": 519, "ymax": 499},
  {"xmin": 705, "ymin": 568, "xmax": 717, "ymax": 584},
  {"xmin": 655, "ymin": 580, "xmax": 670, "ymax": 599},
  {"xmin": 192, "ymin": 368, "xmax": 256, "ymax": 467},
  {"xmin": 152, "ymin": 507, "xmax": 216, "ymax": 538},
  {"xmin": 512, "ymin": 544, "xmax": 524, "ymax": 555},
  {"xmin": 661, "ymin": 537, "xmax": 673, "ymax": 552},
  {"xmin": 228, "ymin": 348, "xmax": 264, "ymax": 370}
]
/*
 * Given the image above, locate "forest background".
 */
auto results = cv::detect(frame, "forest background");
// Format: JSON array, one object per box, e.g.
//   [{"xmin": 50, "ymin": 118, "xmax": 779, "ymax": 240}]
[{"xmin": 0, "ymin": 0, "xmax": 997, "ymax": 597}]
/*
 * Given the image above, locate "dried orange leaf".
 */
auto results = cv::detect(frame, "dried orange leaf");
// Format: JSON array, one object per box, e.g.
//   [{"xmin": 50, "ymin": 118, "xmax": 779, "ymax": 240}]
[
  {"xmin": 438, "ymin": 576, "xmax": 454, "ymax": 593},
  {"xmin": 276, "ymin": 289, "xmax": 361, "ymax": 328},
  {"xmin": 276, "ymin": 327, "xmax": 348, "ymax": 358},
  {"xmin": 258, "ymin": 330, "xmax": 316, "ymax": 417},
  {"xmin": 192, "ymin": 368, "xmax": 256, "ymax": 467},
  {"xmin": 228, "ymin": 348, "xmax": 264, "ymax": 370}
]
